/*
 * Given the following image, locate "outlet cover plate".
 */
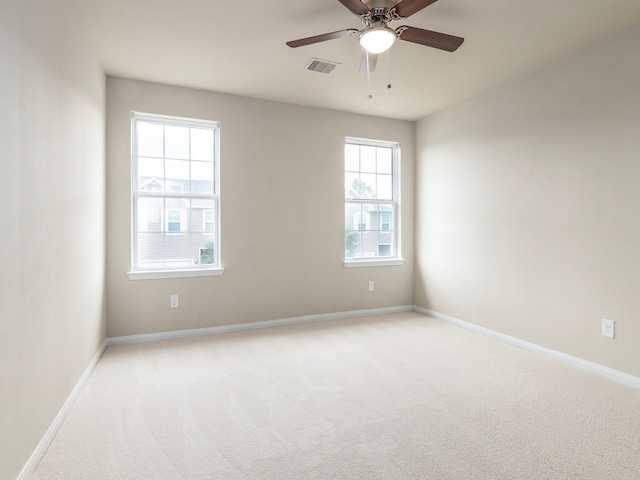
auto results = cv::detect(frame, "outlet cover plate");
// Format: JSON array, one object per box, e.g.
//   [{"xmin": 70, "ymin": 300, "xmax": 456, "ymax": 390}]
[
  {"xmin": 170, "ymin": 295, "xmax": 179, "ymax": 309},
  {"xmin": 602, "ymin": 319, "xmax": 614, "ymax": 338}
]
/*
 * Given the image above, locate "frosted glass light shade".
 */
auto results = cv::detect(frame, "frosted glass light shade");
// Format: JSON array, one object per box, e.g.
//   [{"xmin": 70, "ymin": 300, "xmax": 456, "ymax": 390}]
[{"xmin": 359, "ymin": 27, "xmax": 396, "ymax": 54}]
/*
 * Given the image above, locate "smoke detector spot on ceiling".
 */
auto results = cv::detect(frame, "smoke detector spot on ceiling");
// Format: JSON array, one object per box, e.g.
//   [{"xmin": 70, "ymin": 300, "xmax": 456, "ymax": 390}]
[{"xmin": 306, "ymin": 58, "xmax": 340, "ymax": 74}]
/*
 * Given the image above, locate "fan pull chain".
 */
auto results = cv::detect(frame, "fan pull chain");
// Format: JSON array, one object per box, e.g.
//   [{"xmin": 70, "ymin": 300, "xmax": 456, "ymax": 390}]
[
  {"xmin": 367, "ymin": 52, "xmax": 373, "ymax": 99},
  {"xmin": 387, "ymin": 49, "xmax": 392, "ymax": 90}
]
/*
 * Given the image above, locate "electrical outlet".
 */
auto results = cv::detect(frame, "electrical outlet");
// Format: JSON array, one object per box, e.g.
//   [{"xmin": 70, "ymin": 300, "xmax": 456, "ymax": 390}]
[
  {"xmin": 368, "ymin": 281, "xmax": 374, "ymax": 292},
  {"xmin": 170, "ymin": 295, "xmax": 179, "ymax": 309},
  {"xmin": 602, "ymin": 319, "xmax": 614, "ymax": 338}
]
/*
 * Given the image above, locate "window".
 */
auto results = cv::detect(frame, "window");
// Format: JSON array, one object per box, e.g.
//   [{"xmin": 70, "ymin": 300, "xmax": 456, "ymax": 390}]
[
  {"xmin": 344, "ymin": 138, "xmax": 402, "ymax": 265},
  {"xmin": 129, "ymin": 113, "xmax": 222, "ymax": 279}
]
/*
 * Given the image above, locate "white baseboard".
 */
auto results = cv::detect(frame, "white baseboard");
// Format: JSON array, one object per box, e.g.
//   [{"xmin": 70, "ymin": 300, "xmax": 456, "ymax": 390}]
[
  {"xmin": 107, "ymin": 305, "xmax": 416, "ymax": 347},
  {"xmin": 415, "ymin": 306, "xmax": 640, "ymax": 390},
  {"xmin": 17, "ymin": 340, "xmax": 108, "ymax": 480}
]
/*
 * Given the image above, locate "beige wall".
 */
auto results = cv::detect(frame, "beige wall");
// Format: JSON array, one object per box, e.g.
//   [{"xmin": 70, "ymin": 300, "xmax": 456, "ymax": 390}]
[
  {"xmin": 415, "ymin": 25, "xmax": 640, "ymax": 377},
  {"xmin": 0, "ymin": 0, "xmax": 106, "ymax": 478},
  {"xmin": 106, "ymin": 78, "xmax": 414, "ymax": 337}
]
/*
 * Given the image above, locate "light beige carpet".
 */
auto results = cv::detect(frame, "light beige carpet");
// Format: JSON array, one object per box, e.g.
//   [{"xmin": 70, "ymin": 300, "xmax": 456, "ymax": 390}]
[{"xmin": 30, "ymin": 312, "xmax": 640, "ymax": 479}]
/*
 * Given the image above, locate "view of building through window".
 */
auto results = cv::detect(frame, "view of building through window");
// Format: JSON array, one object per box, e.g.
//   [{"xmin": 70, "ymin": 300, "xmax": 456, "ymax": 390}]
[
  {"xmin": 131, "ymin": 113, "xmax": 220, "ymax": 271},
  {"xmin": 344, "ymin": 138, "xmax": 399, "ymax": 261}
]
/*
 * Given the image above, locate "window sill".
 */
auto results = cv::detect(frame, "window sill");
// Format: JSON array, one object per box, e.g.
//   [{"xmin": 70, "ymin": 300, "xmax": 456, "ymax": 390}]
[
  {"xmin": 343, "ymin": 259, "xmax": 405, "ymax": 268},
  {"xmin": 127, "ymin": 267, "xmax": 225, "ymax": 280}
]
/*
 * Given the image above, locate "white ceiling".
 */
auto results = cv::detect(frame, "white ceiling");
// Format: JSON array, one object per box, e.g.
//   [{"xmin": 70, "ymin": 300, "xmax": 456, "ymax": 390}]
[{"xmin": 71, "ymin": 0, "xmax": 640, "ymax": 121}]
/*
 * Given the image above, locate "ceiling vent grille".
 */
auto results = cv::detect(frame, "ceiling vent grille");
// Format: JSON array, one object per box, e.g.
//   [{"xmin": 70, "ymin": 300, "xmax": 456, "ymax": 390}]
[{"xmin": 306, "ymin": 58, "xmax": 340, "ymax": 74}]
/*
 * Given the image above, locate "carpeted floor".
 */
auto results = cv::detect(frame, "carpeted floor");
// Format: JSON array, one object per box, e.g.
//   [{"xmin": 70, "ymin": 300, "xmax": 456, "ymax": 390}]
[{"xmin": 30, "ymin": 312, "xmax": 640, "ymax": 479}]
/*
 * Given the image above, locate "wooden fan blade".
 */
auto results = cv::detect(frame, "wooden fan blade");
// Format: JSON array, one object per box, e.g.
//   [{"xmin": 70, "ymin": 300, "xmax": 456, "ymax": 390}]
[
  {"xmin": 359, "ymin": 52, "xmax": 378, "ymax": 75},
  {"xmin": 337, "ymin": 0, "xmax": 370, "ymax": 16},
  {"xmin": 394, "ymin": 0, "xmax": 439, "ymax": 19},
  {"xmin": 396, "ymin": 26, "xmax": 464, "ymax": 52},
  {"xmin": 287, "ymin": 29, "xmax": 359, "ymax": 48}
]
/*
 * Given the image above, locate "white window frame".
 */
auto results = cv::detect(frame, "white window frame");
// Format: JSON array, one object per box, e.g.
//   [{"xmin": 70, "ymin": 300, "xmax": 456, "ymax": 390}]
[
  {"xmin": 128, "ymin": 112, "xmax": 223, "ymax": 280},
  {"xmin": 344, "ymin": 137, "xmax": 404, "ymax": 268}
]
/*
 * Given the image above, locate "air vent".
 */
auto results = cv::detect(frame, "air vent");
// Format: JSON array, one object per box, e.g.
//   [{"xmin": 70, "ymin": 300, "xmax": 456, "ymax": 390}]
[{"xmin": 306, "ymin": 58, "xmax": 340, "ymax": 74}]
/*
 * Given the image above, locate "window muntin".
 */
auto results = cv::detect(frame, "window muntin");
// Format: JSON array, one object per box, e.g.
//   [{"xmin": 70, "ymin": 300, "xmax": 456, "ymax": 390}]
[
  {"xmin": 131, "ymin": 113, "xmax": 220, "ymax": 273},
  {"xmin": 345, "ymin": 139, "xmax": 399, "ymax": 261}
]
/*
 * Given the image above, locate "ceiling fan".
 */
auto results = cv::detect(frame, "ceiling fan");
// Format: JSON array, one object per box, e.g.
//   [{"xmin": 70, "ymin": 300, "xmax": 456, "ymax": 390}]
[{"xmin": 287, "ymin": 0, "xmax": 464, "ymax": 74}]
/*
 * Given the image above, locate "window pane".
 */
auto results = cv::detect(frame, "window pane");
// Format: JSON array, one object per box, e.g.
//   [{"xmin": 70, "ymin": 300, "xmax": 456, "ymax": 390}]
[
  {"xmin": 190, "ymin": 200, "xmax": 216, "ymax": 233},
  {"xmin": 137, "ymin": 122, "xmax": 164, "ymax": 158},
  {"xmin": 377, "ymin": 205, "xmax": 394, "ymax": 251},
  {"xmin": 137, "ymin": 198, "xmax": 164, "ymax": 232},
  {"xmin": 165, "ymin": 233, "xmax": 192, "ymax": 267},
  {"xmin": 191, "ymin": 161, "xmax": 214, "ymax": 194},
  {"xmin": 380, "ymin": 212, "xmax": 391, "ymax": 231},
  {"xmin": 376, "ymin": 204, "xmax": 394, "ymax": 226},
  {"xmin": 167, "ymin": 210, "xmax": 181, "ymax": 232},
  {"xmin": 165, "ymin": 198, "xmax": 189, "ymax": 233},
  {"xmin": 137, "ymin": 157, "xmax": 165, "ymax": 192},
  {"xmin": 345, "ymin": 144, "xmax": 359, "ymax": 172},
  {"xmin": 345, "ymin": 229, "xmax": 361, "ymax": 258},
  {"xmin": 345, "ymin": 172, "xmax": 360, "ymax": 198},
  {"xmin": 165, "ymin": 125, "xmax": 190, "ymax": 159},
  {"xmin": 166, "ymin": 159, "xmax": 189, "ymax": 182},
  {"xmin": 191, "ymin": 128, "xmax": 214, "ymax": 161},
  {"xmin": 346, "ymin": 203, "xmax": 366, "ymax": 231},
  {"xmin": 137, "ymin": 233, "xmax": 165, "ymax": 269},
  {"xmin": 345, "ymin": 205, "xmax": 362, "ymax": 258},
  {"xmin": 360, "ymin": 174, "xmax": 376, "ymax": 198},
  {"xmin": 377, "ymin": 148, "xmax": 393, "ymax": 174},
  {"xmin": 345, "ymin": 204, "xmax": 358, "ymax": 230},
  {"xmin": 377, "ymin": 174, "xmax": 393, "ymax": 201},
  {"xmin": 360, "ymin": 146, "xmax": 376, "ymax": 173},
  {"xmin": 357, "ymin": 203, "xmax": 376, "ymax": 257},
  {"xmin": 192, "ymin": 235, "xmax": 215, "ymax": 265}
]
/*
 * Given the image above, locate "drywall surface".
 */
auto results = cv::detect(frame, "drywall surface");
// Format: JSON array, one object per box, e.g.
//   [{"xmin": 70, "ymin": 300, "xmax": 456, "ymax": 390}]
[
  {"xmin": 0, "ymin": 0, "xmax": 106, "ymax": 478},
  {"xmin": 415, "ymin": 25, "xmax": 640, "ymax": 377},
  {"xmin": 106, "ymin": 78, "xmax": 414, "ymax": 337}
]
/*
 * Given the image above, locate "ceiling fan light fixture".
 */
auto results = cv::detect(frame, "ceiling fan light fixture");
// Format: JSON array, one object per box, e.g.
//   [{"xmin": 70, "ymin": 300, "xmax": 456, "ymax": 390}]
[{"xmin": 359, "ymin": 25, "xmax": 396, "ymax": 54}]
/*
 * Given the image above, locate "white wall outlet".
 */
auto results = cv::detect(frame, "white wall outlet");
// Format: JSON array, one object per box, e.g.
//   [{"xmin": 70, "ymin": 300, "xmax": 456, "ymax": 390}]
[
  {"xmin": 170, "ymin": 295, "xmax": 179, "ymax": 309},
  {"xmin": 602, "ymin": 319, "xmax": 614, "ymax": 338},
  {"xmin": 368, "ymin": 281, "xmax": 374, "ymax": 292}
]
